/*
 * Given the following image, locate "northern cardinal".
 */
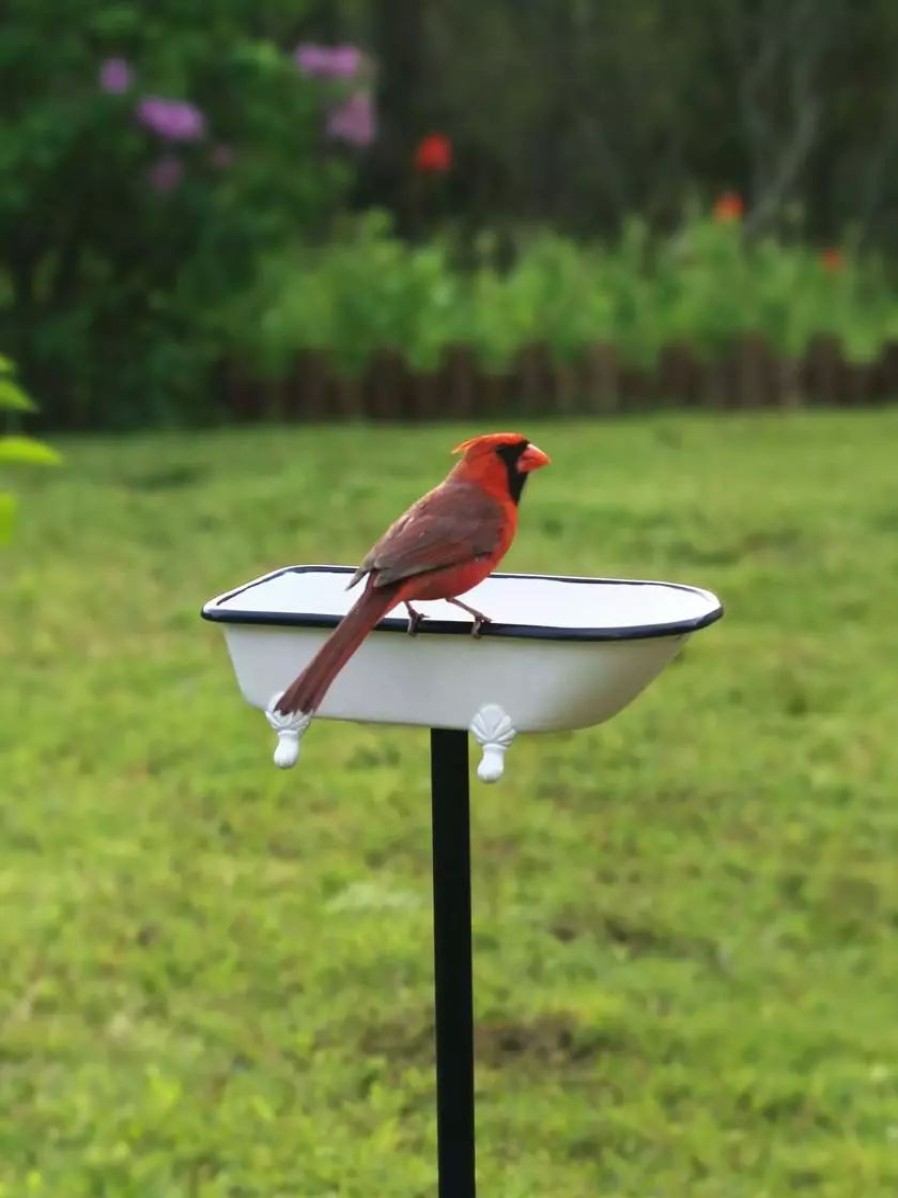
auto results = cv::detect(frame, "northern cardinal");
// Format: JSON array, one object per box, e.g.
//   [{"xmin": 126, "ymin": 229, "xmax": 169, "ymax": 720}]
[{"xmin": 273, "ymin": 431, "xmax": 550, "ymax": 717}]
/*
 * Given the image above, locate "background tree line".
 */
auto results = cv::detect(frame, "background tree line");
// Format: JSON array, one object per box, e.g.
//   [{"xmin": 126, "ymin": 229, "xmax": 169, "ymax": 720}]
[{"xmin": 326, "ymin": 0, "xmax": 898, "ymax": 250}]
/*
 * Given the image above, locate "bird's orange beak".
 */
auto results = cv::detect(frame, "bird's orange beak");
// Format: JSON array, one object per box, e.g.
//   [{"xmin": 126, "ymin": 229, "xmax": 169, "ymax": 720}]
[{"xmin": 519, "ymin": 442, "xmax": 551, "ymax": 473}]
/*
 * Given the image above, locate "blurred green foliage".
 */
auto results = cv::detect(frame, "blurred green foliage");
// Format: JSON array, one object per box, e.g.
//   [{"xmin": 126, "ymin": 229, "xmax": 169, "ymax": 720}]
[
  {"xmin": 0, "ymin": 355, "xmax": 59, "ymax": 542},
  {"xmin": 0, "ymin": 0, "xmax": 354, "ymax": 427},
  {"xmin": 236, "ymin": 208, "xmax": 898, "ymax": 378},
  {"xmin": 6, "ymin": 1, "xmax": 898, "ymax": 427}
]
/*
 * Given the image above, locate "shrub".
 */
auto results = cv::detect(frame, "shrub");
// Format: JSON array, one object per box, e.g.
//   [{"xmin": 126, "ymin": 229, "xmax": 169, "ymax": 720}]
[
  {"xmin": 0, "ymin": 2, "xmax": 372, "ymax": 427},
  {"xmin": 234, "ymin": 206, "xmax": 898, "ymax": 380}
]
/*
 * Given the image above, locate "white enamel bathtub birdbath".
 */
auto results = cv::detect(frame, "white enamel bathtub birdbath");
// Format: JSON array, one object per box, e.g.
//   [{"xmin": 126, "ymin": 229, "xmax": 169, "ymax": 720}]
[{"xmin": 202, "ymin": 565, "xmax": 722, "ymax": 1197}]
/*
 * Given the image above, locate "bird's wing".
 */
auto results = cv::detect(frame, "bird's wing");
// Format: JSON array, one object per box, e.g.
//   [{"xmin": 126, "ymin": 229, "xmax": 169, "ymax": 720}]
[{"xmin": 357, "ymin": 482, "xmax": 506, "ymax": 589}]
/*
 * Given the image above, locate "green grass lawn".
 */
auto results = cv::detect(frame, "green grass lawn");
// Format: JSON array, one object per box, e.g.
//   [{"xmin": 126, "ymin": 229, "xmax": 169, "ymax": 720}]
[{"xmin": 2, "ymin": 411, "xmax": 898, "ymax": 1197}]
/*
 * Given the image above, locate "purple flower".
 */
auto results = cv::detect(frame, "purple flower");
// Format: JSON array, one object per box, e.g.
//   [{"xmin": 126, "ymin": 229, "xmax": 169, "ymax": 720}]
[
  {"xmin": 99, "ymin": 57, "xmax": 133, "ymax": 95},
  {"xmin": 147, "ymin": 155, "xmax": 184, "ymax": 194},
  {"xmin": 137, "ymin": 96, "xmax": 206, "ymax": 142},
  {"xmin": 328, "ymin": 45, "xmax": 362, "ymax": 78},
  {"xmin": 294, "ymin": 42, "xmax": 361, "ymax": 79},
  {"xmin": 326, "ymin": 91, "xmax": 376, "ymax": 147},
  {"xmin": 294, "ymin": 44, "xmax": 331, "ymax": 76}
]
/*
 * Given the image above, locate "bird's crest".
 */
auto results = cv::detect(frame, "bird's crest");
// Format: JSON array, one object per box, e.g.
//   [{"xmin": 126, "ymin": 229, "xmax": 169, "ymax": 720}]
[{"xmin": 452, "ymin": 432, "xmax": 528, "ymax": 456}]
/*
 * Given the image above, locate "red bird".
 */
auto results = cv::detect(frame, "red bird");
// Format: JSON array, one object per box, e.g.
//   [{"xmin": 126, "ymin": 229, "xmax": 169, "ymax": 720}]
[{"xmin": 274, "ymin": 432, "xmax": 550, "ymax": 717}]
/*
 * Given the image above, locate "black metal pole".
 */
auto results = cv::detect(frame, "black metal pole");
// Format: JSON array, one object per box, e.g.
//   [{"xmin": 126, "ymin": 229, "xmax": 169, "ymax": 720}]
[{"xmin": 430, "ymin": 728, "xmax": 476, "ymax": 1198}]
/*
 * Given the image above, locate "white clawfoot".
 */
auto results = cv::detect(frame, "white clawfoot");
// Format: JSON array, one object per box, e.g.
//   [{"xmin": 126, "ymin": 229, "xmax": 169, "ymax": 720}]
[
  {"xmin": 265, "ymin": 694, "xmax": 313, "ymax": 768},
  {"xmin": 470, "ymin": 704, "xmax": 517, "ymax": 783}
]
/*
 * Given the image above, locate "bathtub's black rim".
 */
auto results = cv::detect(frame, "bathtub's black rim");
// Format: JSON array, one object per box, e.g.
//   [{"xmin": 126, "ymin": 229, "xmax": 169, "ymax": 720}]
[{"xmin": 201, "ymin": 565, "xmax": 724, "ymax": 643}]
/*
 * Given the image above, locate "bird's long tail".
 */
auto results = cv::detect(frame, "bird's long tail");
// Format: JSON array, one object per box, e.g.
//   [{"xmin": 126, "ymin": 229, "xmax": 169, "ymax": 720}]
[{"xmin": 274, "ymin": 581, "xmax": 399, "ymax": 716}]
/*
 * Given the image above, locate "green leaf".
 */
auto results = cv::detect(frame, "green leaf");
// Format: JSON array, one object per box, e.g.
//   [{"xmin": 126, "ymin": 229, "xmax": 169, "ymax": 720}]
[
  {"xmin": 0, "ymin": 436, "xmax": 62, "ymax": 466},
  {"xmin": 0, "ymin": 377, "xmax": 36, "ymax": 412},
  {"xmin": 0, "ymin": 354, "xmax": 12, "ymax": 374},
  {"xmin": 0, "ymin": 492, "xmax": 16, "ymax": 543}
]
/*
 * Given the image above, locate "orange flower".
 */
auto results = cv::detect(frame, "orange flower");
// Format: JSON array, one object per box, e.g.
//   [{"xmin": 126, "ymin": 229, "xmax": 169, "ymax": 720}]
[
  {"xmin": 820, "ymin": 247, "xmax": 844, "ymax": 272},
  {"xmin": 712, "ymin": 191, "xmax": 744, "ymax": 222},
  {"xmin": 414, "ymin": 132, "xmax": 452, "ymax": 174}
]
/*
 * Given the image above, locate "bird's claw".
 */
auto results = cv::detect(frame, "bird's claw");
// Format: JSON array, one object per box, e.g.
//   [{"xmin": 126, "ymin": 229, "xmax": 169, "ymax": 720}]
[
  {"xmin": 445, "ymin": 596, "xmax": 493, "ymax": 637},
  {"xmin": 405, "ymin": 605, "xmax": 426, "ymax": 636}
]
